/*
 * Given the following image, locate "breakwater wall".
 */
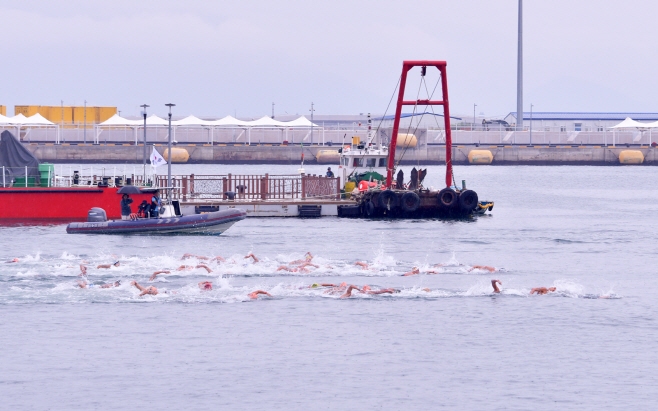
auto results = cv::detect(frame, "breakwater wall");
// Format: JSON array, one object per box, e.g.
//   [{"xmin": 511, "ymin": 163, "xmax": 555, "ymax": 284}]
[{"xmin": 23, "ymin": 143, "xmax": 658, "ymax": 165}]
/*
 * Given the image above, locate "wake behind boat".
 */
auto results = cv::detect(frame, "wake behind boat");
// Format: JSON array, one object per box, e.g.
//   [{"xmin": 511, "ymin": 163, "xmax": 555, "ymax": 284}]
[{"xmin": 67, "ymin": 207, "xmax": 246, "ymax": 235}]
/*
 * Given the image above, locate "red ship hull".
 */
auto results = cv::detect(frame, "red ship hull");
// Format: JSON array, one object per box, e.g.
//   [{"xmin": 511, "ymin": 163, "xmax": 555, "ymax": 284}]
[{"xmin": 0, "ymin": 187, "xmax": 154, "ymax": 220}]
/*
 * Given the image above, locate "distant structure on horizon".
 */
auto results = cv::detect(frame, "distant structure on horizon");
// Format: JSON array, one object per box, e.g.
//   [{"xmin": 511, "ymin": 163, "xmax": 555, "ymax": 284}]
[{"xmin": 504, "ymin": 112, "xmax": 658, "ymax": 132}]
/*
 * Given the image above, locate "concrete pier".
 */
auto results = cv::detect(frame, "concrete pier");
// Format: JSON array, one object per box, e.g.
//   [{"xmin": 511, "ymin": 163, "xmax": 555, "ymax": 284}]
[{"xmin": 23, "ymin": 143, "xmax": 658, "ymax": 165}]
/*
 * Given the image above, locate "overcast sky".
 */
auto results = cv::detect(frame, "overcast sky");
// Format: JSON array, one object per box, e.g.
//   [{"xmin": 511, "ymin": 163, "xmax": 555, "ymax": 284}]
[{"xmin": 2, "ymin": 0, "xmax": 657, "ymax": 118}]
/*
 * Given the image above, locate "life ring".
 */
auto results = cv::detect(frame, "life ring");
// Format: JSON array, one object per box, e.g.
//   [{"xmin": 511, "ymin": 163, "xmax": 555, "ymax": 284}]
[
  {"xmin": 438, "ymin": 188, "xmax": 458, "ymax": 208},
  {"xmin": 364, "ymin": 200, "xmax": 375, "ymax": 217},
  {"xmin": 400, "ymin": 192, "xmax": 421, "ymax": 213},
  {"xmin": 458, "ymin": 190, "xmax": 478, "ymax": 211},
  {"xmin": 358, "ymin": 180, "xmax": 377, "ymax": 192},
  {"xmin": 378, "ymin": 190, "xmax": 399, "ymax": 210}
]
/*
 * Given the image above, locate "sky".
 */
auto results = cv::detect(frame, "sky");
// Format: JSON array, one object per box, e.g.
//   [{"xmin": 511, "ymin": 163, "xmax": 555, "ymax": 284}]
[{"xmin": 2, "ymin": 0, "xmax": 657, "ymax": 119}]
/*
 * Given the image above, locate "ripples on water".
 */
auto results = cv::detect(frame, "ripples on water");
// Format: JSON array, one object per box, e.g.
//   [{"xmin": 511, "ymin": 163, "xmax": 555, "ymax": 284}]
[{"xmin": 1, "ymin": 165, "xmax": 657, "ymax": 410}]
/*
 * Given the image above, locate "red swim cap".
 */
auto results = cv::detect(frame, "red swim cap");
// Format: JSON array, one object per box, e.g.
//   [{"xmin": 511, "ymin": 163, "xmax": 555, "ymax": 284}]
[{"xmin": 204, "ymin": 283, "xmax": 212, "ymax": 290}]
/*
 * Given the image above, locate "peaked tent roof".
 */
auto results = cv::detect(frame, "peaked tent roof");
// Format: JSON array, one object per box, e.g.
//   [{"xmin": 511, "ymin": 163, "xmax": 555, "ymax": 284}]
[
  {"xmin": 209, "ymin": 116, "xmax": 250, "ymax": 126},
  {"xmin": 25, "ymin": 113, "xmax": 55, "ymax": 125},
  {"xmin": 7, "ymin": 114, "xmax": 28, "ymax": 124},
  {"xmin": 98, "ymin": 114, "xmax": 142, "ymax": 126},
  {"xmin": 285, "ymin": 116, "xmax": 319, "ymax": 127},
  {"xmin": 609, "ymin": 117, "xmax": 653, "ymax": 129},
  {"xmin": 172, "ymin": 115, "xmax": 213, "ymax": 126},
  {"xmin": 248, "ymin": 116, "xmax": 288, "ymax": 127},
  {"xmin": 145, "ymin": 115, "xmax": 169, "ymax": 126}
]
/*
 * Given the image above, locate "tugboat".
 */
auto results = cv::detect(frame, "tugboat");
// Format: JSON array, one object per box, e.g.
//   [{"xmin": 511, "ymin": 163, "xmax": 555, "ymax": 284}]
[{"xmin": 337, "ymin": 60, "xmax": 493, "ymax": 218}]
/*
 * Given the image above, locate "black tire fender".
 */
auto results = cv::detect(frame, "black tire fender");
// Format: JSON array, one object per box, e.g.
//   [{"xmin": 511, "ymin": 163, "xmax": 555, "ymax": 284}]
[
  {"xmin": 378, "ymin": 190, "xmax": 399, "ymax": 210},
  {"xmin": 459, "ymin": 189, "xmax": 479, "ymax": 211},
  {"xmin": 438, "ymin": 188, "xmax": 458, "ymax": 208},
  {"xmin": 400, "ymin": 191, "xmax": 421, "ymax": 213},
  {"xmin": 365, "ymin": 200, "xmax": 375, "ymax": 217}
]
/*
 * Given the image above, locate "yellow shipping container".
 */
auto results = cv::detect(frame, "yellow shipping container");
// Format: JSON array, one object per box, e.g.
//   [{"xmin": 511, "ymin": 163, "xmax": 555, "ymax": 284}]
[{"xmin": 98, "ymin": 107, "xmax": 117, "ymax": 122}]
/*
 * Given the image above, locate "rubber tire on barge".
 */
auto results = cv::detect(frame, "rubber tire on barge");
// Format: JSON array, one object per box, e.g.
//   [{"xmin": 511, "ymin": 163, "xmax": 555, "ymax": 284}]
[{"xmin": 344, "ymin": 188, "xmax": 484, "ymax": 219}]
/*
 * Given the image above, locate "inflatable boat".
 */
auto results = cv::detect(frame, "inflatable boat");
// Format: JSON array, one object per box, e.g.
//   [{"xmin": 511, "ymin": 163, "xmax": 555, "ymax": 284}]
[{"xmin": 66, "ymin": 207, "xmax": 246, "ymax": 235}]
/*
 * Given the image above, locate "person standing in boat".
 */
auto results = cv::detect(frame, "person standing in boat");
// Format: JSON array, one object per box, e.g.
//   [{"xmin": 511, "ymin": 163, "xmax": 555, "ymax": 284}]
[
  {"xmin": 150, "ymin": 190, "xmax": 162, "ymax": 218},
  {"xmin": 120, "ymin": 194, "xmax": 134, "ymax": 221},
  {"xmin": 326, "ymin": 167, "xmax": 334, "ymax": 178}
]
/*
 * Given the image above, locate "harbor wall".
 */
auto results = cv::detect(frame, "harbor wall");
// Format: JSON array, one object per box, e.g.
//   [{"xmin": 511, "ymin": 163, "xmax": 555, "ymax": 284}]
[{"xmin": 23, "ymin": 143, "xmax": 658, "ymax": 165}]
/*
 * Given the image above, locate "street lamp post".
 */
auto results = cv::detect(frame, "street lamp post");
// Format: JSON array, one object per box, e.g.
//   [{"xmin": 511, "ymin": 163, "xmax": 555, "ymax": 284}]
[
  {"xmin": 84, "ymin": 100, "xmax": 87, "ymax": 144},
  {"xmin": 140, "ymin": 104, "xmax": 149, "ymax": 183},
  {"xmin": 272, "ymin": 102, "xmax": 275, "ymax": 119},
  {"xmin": 165, "ymin": 103, "xmax": 176, "ymax": 201},
  {"xmin": 530, "ymin": 103, "xmax": 533, "ymax": 146},
  {"xmin": 310, "ymin": 102, "xmax": 315, "ymax": 146},
  {"xmin": 473, "ymin": 104, "xmax": 477, "ymax": 132}
]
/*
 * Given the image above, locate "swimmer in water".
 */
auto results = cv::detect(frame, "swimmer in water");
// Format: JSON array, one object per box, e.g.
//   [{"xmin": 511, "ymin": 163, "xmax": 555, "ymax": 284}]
[
  {"xmin": 402, "ymin": 267, "xmax": 420, "ymax": 276},
  {"xmin": 530, "ymin": 287, "xmax": 556, "ymax": 295},
  {"xmin": 248, "ymin": 290, "xmax": 272, "ymax": 299},
  {"xmin": 276, "ymin": 265, "xmax": 310, "ymax": 273},
  {"xmin": 131, "ymin": 281, "xmax": 158, "ymax": 296},
  {"xmin": 323, "ymin": 282, "xmax": 349, "ymax": 295},
  {"xmin": 297, "ymin": 262, "xmax": 319, "ymax": 269},
  {"xmin": 5, "ymin": 258, "xmax": 19, "ymax": 263},
  {"xmin": 181, "ymin": 253, "xmax": 209, "ymax": 260},
  {"xmin": 354, "ymin": 262, "xmax": 369, "ymax": 270},
  {"xmin": 149, "ymin": 270, "xmax": 170, "ymax": 281},
  {"xmin": 176, "ymin": 265, "xmax": 194, "ymax": 271},
  {"xmin": 196, "ymin": 264, "xmax": 213, "ymax": 273},
  {"xmin": 78, "ymin": 280, "xmax": 121, "ymax": 289},
  {"xmin": 468, "ymin": 265, "xmax": 496, "ymax": 272},
  {"xmin": 97, "ymin": 261, "xmax": 120, "ymax": 269},
  {"xmin": 491, "ymin": 279, "xmax": 502, "ymax": 293},
  {"xmin": 210, "ymin": 256, "xmax": 226, "ymax": 263},
  {"xmin": 79, "ymin": 265, "xmax": 88, "ymax": 276},
  {"xmin": 340, "ymin": 285, "xmax": 397, "ymax": 298},
  {"xmin": 198, "ymin": 281, "xmax": 213, "ymax": 291},
  {"xmin": 245, "ymin": 253, "xmax": 259, "ymax": 263},
  {"xmin": 289, "ymin": 252, "xmax": 313, "ymax": 265}
]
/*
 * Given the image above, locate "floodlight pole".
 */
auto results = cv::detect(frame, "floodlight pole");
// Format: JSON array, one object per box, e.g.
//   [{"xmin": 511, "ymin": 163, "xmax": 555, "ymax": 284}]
[
  {"xmin": 166, "ymin": 103, "xmax": 175, "ymax": 201},
  {"xmin": 140, "ymin": 104, "xmax": 149, "ymax": 184},
  {"xmin": 516, "ymin": 0, "xmax": 523, "ymax": 136},
  {"xmin": 473, "ymin": 104, "xmax": 477, "ymax": 131},
  {"xmin": 84, "ymin": 100, "xmax": 87, "ymax": 144}
]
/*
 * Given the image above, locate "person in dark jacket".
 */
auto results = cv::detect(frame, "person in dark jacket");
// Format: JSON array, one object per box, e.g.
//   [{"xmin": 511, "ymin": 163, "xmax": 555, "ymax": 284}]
[
  {"xmin": 150, "ymin": 190, "xmax": 162, "ymax": 218},
  {"xmin": 120, "ymin": 194, "xmax": 133, "ymax": 220},
  {"xmin": 326, "ymin": 167, "xmax": 335, "ymax": 178}
]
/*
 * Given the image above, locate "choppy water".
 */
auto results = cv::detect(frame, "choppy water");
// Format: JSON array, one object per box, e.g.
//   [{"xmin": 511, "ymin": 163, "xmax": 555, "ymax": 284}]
[{"xmin": 1, "ymin": 164, "xmax": 657, "ymax": 410}]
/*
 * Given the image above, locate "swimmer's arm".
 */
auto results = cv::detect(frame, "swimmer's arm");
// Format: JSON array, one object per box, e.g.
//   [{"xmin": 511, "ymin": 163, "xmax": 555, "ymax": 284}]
[
  {"xmin": 196, "ymin": 265, "xmax": 212, "ymax": 273},
  {"xmin": 150, "ymin": 271, "xmax": 170, "ymax": 281}
]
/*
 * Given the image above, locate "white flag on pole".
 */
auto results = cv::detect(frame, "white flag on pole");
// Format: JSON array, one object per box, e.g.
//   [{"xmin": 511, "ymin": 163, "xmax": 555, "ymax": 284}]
[{"xmin": 150, "ymin": 147, "xmax": 167, "ymax": 168}]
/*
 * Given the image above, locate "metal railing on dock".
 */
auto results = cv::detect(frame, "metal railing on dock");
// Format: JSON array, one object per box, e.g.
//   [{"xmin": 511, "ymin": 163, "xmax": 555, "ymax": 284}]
[{"xmin": 155, "ymin": 173, "xmax": 341, "ymax": 202}]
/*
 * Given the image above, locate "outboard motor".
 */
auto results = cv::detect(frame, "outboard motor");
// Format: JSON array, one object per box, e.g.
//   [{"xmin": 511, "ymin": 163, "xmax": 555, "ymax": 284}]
[{"xmin": 87, "ymin": 207, "xmax": 107, "ymax": 222}]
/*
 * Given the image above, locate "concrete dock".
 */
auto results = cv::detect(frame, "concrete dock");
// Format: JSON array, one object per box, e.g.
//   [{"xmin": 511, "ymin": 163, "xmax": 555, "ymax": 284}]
[{"xmin": 23, "ymin": 143, "xmax": 658, "ymax": 165}]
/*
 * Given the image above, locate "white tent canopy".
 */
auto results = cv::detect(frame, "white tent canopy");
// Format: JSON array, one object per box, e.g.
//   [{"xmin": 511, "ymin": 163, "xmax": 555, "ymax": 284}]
[
  {"xmin": 172, "ymin": 115, "xmax": 213, "ymax": 126},
  {"xmin": 210, "ymin": 115, "xmax": 250, "ymax": 127},
  {"xmin": 248, "ymin": 116, "xmax": 288, "ymax": 127},
  {"xmin": 25, "ymin": 113, "xmax": 55, "ymax": 126},
  {"xmin": 145, "ymin": 115, "xmax": 169, "ymax": 126},
  {"xmin": 98, "ymin": 114, "xmax": 142, "ymax": 127},
  {"xmin": 610, "ymin": 117, "xmax": 655, "ymax": 129},
  {"xmin": 285, "ymin": 116, "xmax": 319, "ymax": 128}
]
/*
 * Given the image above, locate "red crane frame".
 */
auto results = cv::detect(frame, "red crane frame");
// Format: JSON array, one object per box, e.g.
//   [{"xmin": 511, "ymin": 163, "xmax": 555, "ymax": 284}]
[{"xmin": 386, "ymin": 61, "xmax": 453, "ymax": 189}]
